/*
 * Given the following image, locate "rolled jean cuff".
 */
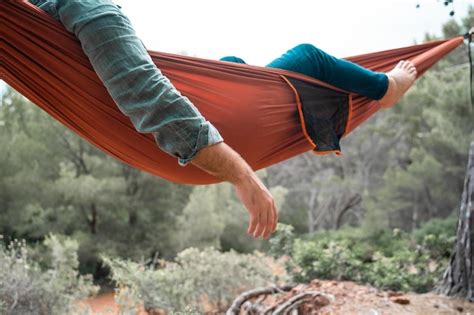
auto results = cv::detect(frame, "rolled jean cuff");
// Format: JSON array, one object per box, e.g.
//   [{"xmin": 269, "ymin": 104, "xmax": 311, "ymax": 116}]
[
  {"xmin": 373, "ymin": 73, "xmax": 390, "ymax": 100},
  {"xmin": 29, "ymin": 0, "xmax": 60, "ymax": 20},
  {"xmin": 177, "ymin": 121, "xmax": 224, "ymax": 166}
]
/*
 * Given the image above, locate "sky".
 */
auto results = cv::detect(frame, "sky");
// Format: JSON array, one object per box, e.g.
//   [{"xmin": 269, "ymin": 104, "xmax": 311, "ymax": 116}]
[
  {"xmin": 1, "ymin": 0, "xmax": 471, "ymax": 97},
  {"xmin": 114, "ymin": 0, "xmax": 471, "ymax": 65}
]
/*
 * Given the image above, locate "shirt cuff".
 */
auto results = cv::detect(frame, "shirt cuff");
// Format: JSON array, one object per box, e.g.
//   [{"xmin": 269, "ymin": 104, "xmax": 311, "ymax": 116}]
[{"xmin": 177, "ymin": 121, "xmax": 224, "ymax": 166}]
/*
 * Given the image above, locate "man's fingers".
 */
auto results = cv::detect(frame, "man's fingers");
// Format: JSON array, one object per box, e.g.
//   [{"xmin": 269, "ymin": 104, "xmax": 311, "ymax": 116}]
[
  {"xmin": 248, "ymin": 206, "xmax": 279, "ymax": 239},
  {"xmin": 270, "ymin": 201, "xmax": 277, "ymax": 233},
  {"xmin": 254, "ymin": 210, "xmax": 267, "ymax": 238},
  {"xmin": 265, "ymin": 206, "xmax": 275, "ymax": 239},
  {"xmin": 272, "ymin": 203, "xmax": 278, "ymax": 233},
  {"xmin": 248, "ymin": 213, "xmax": 257, "ymax": 235},
  {"xmin": 274, "ymin": 208, "xmax": 280, "ymax": 231}
]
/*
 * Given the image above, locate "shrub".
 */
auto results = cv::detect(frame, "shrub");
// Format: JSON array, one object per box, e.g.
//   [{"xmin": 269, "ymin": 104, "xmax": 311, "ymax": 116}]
[
  {"xmin": 363, "ymin": 248, "xmax": 437, "ymax": 292},
  {"xmin": 0, "ymin": 234, "xmax": 98, "ymax": 315},
  {"xmin": 268, "ymin": 223, "xmax": 295, "ymax": 258},
  {"xmin": 291, "ymin": 238, "xmax": 367, "ymax": 283},
  {"xmin": 413, "ymin": 216, "xmax": 457, "ymax": 259},
  {"xmin": 269, "ymin": 218, "xmax": 454, "ymax": 293},
  {"xmin": 288, "ymin": 235, "xmax": 442, "ymax": 292},
  {"xmin": 104, "ymin": 247, "xmax": 289, "ymax": 314}
]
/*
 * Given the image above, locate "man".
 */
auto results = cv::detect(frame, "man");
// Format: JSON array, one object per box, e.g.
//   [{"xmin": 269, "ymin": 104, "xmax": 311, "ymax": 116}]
[{"xmin": 29, "ymin": 0, "xmax": 415, "ymax": 241}]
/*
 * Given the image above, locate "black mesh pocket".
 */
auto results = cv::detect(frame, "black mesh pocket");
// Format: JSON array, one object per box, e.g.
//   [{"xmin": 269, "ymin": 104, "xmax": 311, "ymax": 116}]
[{"xmin": 288, "ymin": 77, "xmax": 349, "ymax": 153}]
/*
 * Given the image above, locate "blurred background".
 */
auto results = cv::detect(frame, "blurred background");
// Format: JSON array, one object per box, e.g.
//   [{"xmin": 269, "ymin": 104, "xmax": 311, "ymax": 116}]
[{"xmin": 1, "ymin": 1, "xmax": 473, "ymax": 314}]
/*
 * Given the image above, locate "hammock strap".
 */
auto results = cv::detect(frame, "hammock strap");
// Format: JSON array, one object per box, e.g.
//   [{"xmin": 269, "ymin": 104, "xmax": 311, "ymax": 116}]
[{"xmin": 464, "ymin": 29, "xmax": 473, "ymax": 109}]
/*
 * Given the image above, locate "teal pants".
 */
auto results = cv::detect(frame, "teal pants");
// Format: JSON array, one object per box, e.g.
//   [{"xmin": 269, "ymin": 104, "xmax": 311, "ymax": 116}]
[{"xmin": 221, "ymin": 44, "xmax": 389, "ymax": 100}]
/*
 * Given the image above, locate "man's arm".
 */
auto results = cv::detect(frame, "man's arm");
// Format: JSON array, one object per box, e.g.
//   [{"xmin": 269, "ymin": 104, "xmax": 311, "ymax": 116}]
[
  {"xmin": 192, "ymin": 142, "xmax": 278, "ymax": 239},
  {"xmin": 49, "ymin": 0, "xmax": 277, "ymax": 239}
]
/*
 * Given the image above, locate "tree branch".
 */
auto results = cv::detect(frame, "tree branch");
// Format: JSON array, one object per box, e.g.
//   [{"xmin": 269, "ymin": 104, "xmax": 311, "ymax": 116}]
[{"xmin": 226, "ymin": 284, "xmax": 295, "ymax": 315}]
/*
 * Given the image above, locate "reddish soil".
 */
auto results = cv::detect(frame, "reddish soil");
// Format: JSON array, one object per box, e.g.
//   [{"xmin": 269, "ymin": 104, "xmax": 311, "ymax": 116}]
[
  {"xmin": 253, "ymin": 280, "xmax": 474, "ymax": 315},
  {"xmin": 83, "ymin": 280, "xmax": 474, "ymax": 314},
  {"xmin": 83, "ymin": 292, "xmax": 119, "ymax": 314},
  {"xmin": 82, "ymin": 292, "xmax": 146, "ymax": 315}
]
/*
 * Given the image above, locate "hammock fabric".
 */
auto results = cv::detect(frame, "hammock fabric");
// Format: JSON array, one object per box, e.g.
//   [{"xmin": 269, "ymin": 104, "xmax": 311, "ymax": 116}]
[{"xmin": 0, "ymin": 1, "xmax": 465, "ymax": 184}]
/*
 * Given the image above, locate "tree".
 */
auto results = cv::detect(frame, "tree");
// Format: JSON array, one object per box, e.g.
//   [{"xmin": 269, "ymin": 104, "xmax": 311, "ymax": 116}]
[
  {"xmin": 364, "ymin": 7, "xmax": 473, "ymax": 232},
  {"xmin": 436, "ymin": 138, "xmax": 473, "ymax": 301},
  {"xmin": 0, "ymin": 87, "xmax": 193, "ymax": 278}
]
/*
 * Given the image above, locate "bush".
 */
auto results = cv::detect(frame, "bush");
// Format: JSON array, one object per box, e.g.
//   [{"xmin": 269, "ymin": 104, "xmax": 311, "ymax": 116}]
[
  {"xmin": 268, "ymin": 223, "xmax": 295, "ymax": 258},
  {"xmin": 104, "ymin": 247, "xmax": 289, "ymax": 314},
  {"xmin": 413, "ymin": 216, "xmax": 457, "ymax": 259},
  {"xmin": 0, "ymin": 234, "xmax": 98, "ymax": 315},
  {"xmin": 289, "ymin": 235, "xmax": 442, "ymax": 292},
  {"xmin": 291, "ymin": 237, "xmax": 367, "ymax": 283},
  {"xmin": 269, "ymin": 218, "xmax": 455, "ymax": 293},
  {"xmin": 363, "ymin": 248, "xmax": 438, "ymax": 292}
]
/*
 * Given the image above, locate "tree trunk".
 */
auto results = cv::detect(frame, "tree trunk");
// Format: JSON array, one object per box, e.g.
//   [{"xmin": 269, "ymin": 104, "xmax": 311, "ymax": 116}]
[
  {"xmin": 412, "ymin": 192, "xmax": 419, "ymax": 231},
  {"xmin": 307, "ymin": 188, "xmax": 318, "ymax": 233},
  {"xmin": 436, "ymin": 140, "xmax": 473, "ymax": 301},
  {"xmin": 335, "ymin": 193, "xmax": 362, "ymax": 229}
]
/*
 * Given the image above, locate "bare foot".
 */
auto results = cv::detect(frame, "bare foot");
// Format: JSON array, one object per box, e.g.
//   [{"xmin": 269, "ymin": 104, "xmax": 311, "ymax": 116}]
[{"xmin": 379, "ymin": 60, "xmax": 417, "ymax": 108}]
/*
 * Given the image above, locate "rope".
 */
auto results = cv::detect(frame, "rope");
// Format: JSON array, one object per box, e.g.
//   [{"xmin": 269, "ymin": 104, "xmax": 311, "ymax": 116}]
[{"xmin": 464, "ymin": 29, "xmax": 473, "ymax": 109}]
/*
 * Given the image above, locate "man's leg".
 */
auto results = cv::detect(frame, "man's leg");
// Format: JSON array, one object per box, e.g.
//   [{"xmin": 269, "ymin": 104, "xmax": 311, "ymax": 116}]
[
  {"xmin": 266, "ymin": 43, "xmax": 389, "ymax": 100},
  {"xmin": 219, "ymin": 50, "xmax": 386, "ymax": 99},
  {"xmin": 220, "ymin": 56, "xmax": 246, "ymax": 64},
  {"xmin": 267, "ymin": 43, "xmax": 417, "ymax": 108}
]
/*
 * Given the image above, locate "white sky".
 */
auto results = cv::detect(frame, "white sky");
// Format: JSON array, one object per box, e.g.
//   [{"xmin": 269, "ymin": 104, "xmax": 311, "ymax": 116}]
[{"xmin": 114, "ymin": 0, "xmax": 471, "ymax": 65}]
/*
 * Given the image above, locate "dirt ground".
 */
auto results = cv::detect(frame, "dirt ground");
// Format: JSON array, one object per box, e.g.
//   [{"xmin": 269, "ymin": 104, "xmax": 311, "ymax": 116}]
[
  {"xmin": 253, "ymin": 279, "xmax": 474, "ymax": 315},
  {"xmin": 83, "ymin": 292, "xmax": 120, "ymax": 315},
  {"xmin": 83, "ymin": 280, "xmax": 474, "ymax": 314}
]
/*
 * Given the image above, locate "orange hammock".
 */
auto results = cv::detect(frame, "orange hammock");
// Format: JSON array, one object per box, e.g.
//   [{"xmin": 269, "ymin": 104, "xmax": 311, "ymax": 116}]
[{"xmin": 0, "ymin": 1, "xmax": 465, "ymax": 184}]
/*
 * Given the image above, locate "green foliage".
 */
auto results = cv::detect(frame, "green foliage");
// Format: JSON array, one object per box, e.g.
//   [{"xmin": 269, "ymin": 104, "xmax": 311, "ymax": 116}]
[
  {"xmin": 292, "ymin": 238, "xmax": 366, "ymax": 283},
  {"xmin": 0, "ymin": 234, "xmax": 98, "ymax": 315},
  {"xmin": 273, "ymin": 217, "xmax": 454, "ymax": 293},
  {"xmin": 413, "ymin": 216, "xmax": 457, "ymax": 258},
  {"xmin": 364, "ymin": 48, "xmax": 472, "ymax": 230},
  {"xmin": 364, "ymin": 248, "xmax": 438, "ymax": 292},
  {"xmin": 103, "ymin": 247, "xmax": 289, "ymax": 313},
  {"xmin": 174, "ymin": 175, "xmax": 288, "ymax": 254},
  {"xmin": 173, "ymin": 185, "xmax": 230, "ymax": 252},
  {"xmin": 0, "ymin": 87, "xmax": 194, "ymax": 278},
  {"xmin": 268, "ymin": 223, "xmax": 295, "ymax": 258}
]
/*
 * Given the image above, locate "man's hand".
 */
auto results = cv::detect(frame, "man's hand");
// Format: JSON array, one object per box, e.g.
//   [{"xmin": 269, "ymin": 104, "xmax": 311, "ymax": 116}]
[
  {"xmin": 233, "ymin": 172, "xmax": 278, "ymax": 239},
  {"xmin": 191, "ymin": 142, "xmax": 278, "ymax": 239}
]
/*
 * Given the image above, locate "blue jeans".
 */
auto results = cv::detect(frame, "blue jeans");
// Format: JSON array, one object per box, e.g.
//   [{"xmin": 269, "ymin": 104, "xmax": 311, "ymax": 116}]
[
  {"xmin": 222, "ymin": 44, "xmax": 389, "ymax": 100},
  {"xmin": 29, "ymin": 0, "xmax": 223, "ymax": 166}
]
